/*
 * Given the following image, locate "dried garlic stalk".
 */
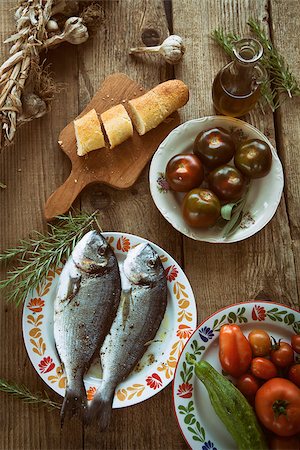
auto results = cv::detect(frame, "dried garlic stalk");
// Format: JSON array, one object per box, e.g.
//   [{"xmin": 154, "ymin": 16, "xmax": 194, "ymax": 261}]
[{"xmin": 0, "ymin": 0, "xmax": 103, "ymax": 149}]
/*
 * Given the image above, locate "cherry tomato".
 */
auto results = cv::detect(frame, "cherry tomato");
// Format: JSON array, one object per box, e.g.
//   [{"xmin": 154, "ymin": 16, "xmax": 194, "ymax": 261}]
[
  {"xmin": 236, "ymin": 373, "xmax": 260, "ymax": 403},
  {"xmin": 270, "ymin": 434, "xmax": 300, "ymax": 450},
  {"xmin": 208, "ymin": 165, "xmax": 246, "ymax": 202},
  {"xmin": 219, "ymin": 324, "xmax": 252, "ymax": 378},
  {"xmin": 234, "ymin": 138, "xmax": 272, "ymax": 179},
  {"xmin": 182, "ymin": 188, "xmax": 221, "ymax": 228},
  {"xmin": 291, "ymin": 335, "xmax": 300, "ymax": 354},
  {"xmin": 193, "ymin": 127, "xmax": 235, "ymax": 169},
  {"xmin": 165, "ymin": 154, "xmax": 204, "ymax": 192},
  {"xmin": 255, "ymin": 378, "xmax": 300, "ymax": 437},
  {"xmin": 251, "ymin": 357, "xmax": 278, "ymax": 380},
  {"xmin": 248, "ymin": 329, "xmax": 272, "ymax": 357},
  {"xmin": 288, "ymin": 364, "xmax": 300, "ymax": 388},
  {"xmin": 271, "ymin": 340, "xmax": 294, "ymax": 369}
]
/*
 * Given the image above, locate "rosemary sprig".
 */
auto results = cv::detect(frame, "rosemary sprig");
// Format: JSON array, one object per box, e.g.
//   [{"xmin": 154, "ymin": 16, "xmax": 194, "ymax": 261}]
[
  {"xmin": 211, "ymin": 19, "xmax": 300, "ymax": 111},
  {"xmin": 0, "ymin": 378, "xmax": 60, "ymax": 410},
  {"xmin": 247, "ymin": 18, "xmax": 300, "ymax": 98},
  {"xmin": 0, "ymin": 210, "xmax": 101, "ymax": 305}
]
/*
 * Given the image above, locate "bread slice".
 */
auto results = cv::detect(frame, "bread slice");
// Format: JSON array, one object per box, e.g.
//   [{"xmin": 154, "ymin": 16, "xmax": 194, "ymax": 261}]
[
  {"xmin": 128, "ymin": 80, "xmax": 189, "ymax": 136},
  {"xmin": 74, "ymin": 108, "xmax": 105, "ymax": 156},
  {"xmin": 101, "ymin": 104, "xmax": 133, "ymax": 149}
]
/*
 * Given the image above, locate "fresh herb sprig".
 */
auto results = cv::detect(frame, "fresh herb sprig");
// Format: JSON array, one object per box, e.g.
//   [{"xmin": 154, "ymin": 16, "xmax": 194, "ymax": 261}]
[
  {"xmin": 221, "ymin": 185, "xmax": 250, "ymax": 238},
  {"xmin": 0, "ymin": 210, "xmax": 101, "ymax": 305},
  {"xmin": 0, "ymin": 181, "xmax": 6, "ymax": 189},
  {"xmin": 212, "ymin": 19, "xmax": 300, "ymax": 111},
  {"xmin": 0, "ymin": 378, "xmax": 60, "ymax": 410}
]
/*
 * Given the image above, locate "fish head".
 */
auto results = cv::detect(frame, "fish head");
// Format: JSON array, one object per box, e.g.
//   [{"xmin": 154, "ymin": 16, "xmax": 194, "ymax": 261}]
[
  {"xmin": 72, "ymin": 230, "xmax": 111, "ymax": 273},
  {"xmin": 123, "ymin": 243, "xmax": 163, "ymax": 285}
]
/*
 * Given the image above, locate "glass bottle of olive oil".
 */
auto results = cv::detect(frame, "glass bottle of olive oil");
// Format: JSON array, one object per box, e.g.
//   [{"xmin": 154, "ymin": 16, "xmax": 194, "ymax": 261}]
[{"xmin": 212, "ymin": 38, "xmax": 266, "ymax": 117}]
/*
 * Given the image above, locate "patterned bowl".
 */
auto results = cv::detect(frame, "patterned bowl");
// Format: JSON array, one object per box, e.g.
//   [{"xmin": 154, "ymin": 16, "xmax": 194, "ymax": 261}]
[
  {"xmin": 173, "ymin": 301, "xmax": 300, "ymax": 449},
  {"xmin": 149, "ymin": 116, "xmax": 284, "ymax": 243}
]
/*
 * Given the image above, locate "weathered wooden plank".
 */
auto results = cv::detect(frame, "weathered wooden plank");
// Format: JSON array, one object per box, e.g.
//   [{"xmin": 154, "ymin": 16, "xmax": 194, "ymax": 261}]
[
  {"xmin": 270, "ymin": 0, "xmax": 300, "ymax": 308},
  {"xmin": 172, "ymin": 0, "xmax": 299, "ymax": 332},
  {"xmin": 0, "ymin": 2, "xmax": 83, "ymax": 449},
  {"xmin": 78, "ymin": 0, "xmax": 185, "ymax": 448}
]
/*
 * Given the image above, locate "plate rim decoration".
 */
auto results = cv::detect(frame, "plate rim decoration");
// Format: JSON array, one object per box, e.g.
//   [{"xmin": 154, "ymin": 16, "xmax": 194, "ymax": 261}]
[
  {"xmin": 172, "ymin": 300, "xmax": 300, "ymax": 450},
  {"xmin": 149, "ymin": 116, "xmax": 284, "ymax": 243},
  {"xmin": 22, "ymin": 231, "xmax": 197, "ymax": 409}
]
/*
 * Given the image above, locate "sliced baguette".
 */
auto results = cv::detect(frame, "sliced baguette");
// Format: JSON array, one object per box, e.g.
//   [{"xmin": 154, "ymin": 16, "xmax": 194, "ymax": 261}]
[
  {"xmin": 74, "ymin": 108, "xmax": 105, "ymax": 156},
  {"xmin": 101, "ymin": 104, "xmax": 133, "ymax": 149},
  {"xmin": 128, "ymin": 80, "xmax": 189, "ymax": 136}
]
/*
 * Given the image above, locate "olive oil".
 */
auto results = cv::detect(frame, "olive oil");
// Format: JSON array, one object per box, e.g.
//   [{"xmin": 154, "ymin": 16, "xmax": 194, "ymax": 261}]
[{"xmin": 212, "ymin": 38, "xmax": 266, "ymax": 117}]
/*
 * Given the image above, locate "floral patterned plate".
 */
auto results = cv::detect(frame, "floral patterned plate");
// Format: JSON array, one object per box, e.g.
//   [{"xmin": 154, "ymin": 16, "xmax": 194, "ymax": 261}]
[
  {"xmin": 149, "ymin": 116, "xmax": 284, "ymax": 243},
  {"xmin": 173, "ymin": 301, "xmax": 300, "ymax": 450},
  {"xmin": 22, "ymin": 232, "xmax": 197, "ymax": 408}
]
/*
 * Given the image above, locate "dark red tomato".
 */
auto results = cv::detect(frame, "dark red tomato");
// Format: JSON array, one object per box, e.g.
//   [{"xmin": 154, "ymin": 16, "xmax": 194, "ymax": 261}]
[
  {"xmin": 270, "ymin": 434, "xmax": 300, "ymax": 449},
  {"xmin": 255, "ymin": 378, "xmax": 300, "ymax": 437},
  {"xmin": 288, "ymin": 364, "xmax": 300, "ymax": 388},
  {"xmin": 251, "ymin": 357, "xmax": 278, "ymax": 380},
  {"xmin": 236, "ymin": 373, "xmax": 260, "ymax": 403},
  {"xmin": 165, "ymin": 154, "xmax": 204, "ymax": 192},
  {"xmin": 182, "ymin": 188, "xmax": 221, "ymax": 228},
  {"xmin": 291, "ymin": 335, "xmax": 300, "ymax": 354},
  {"xmin": 219, "ymin": 324, "xmax": 252, "ymax": 378},
  {"xmin": 271, "ymin": 341, "xmax": 295, "ymax": 369},
  {"xmin": 193, "ymin": 127, "xmax": 235, "ymax": 169},
  {"xmin": 248, "ymin": 329, "xmax": 272, "ymax": 357},
  {"xmin": 208, "ymin": 165, "xmax": 246, "ymax": 202},
  {"xmin": 234, "ymin": 139, "xmax": 272, "ymax": 179}
]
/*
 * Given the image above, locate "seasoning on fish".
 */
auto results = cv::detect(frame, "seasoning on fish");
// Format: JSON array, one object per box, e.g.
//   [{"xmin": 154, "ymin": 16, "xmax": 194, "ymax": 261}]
[
  {"xmin": 54, "ymin": 230, "xmax": 121, "ymax": 424},
  {"xmin": 87, "ymin": 243, "xmax": 168, "ymax": 430}
]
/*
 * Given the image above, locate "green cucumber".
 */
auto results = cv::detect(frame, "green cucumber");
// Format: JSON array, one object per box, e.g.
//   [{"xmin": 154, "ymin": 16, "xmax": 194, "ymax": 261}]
[{"xmin": 188, "ymin": 356, "xmax": 267, "ymax": 450}]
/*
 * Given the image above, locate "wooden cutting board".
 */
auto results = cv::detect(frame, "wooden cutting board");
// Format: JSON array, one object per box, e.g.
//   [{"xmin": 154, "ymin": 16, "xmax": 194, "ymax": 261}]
[{"xmin": 44, "ymin": 73, "xmax": 180, "ymax": 221}]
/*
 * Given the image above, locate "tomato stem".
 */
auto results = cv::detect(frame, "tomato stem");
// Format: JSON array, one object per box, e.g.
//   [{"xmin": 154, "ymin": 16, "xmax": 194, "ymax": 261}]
[
  {"xmin": 272, "ymin": 399, "xmax": 288, "ymax": 418},
  {"xmin": 271, "ymin": 336, "xmax": 281, "ymax": 351}
]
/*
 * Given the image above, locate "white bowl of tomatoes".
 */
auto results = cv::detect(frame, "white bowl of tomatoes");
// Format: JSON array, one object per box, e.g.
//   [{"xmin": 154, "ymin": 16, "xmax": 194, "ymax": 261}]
[{"xmin": 149, "ymin": 116, "xmax": 284, "ymax": 243}]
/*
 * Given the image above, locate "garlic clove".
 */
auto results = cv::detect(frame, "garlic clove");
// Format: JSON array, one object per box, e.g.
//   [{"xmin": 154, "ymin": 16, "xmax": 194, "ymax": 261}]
[{"xmin": 46, "ymin": 19, "xmax": 60, "ymax": 33}]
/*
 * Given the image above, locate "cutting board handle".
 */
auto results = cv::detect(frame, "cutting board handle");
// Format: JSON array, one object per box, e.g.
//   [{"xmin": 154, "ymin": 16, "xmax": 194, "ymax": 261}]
[{"xmin": 44, "ymin": 171, "xmax": 84, "ymax": 221}]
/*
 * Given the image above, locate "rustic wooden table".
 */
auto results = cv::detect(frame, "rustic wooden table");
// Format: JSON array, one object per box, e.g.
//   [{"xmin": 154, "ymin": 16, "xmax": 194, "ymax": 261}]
[{"xmin": 0, "ymin": 1, "xmax": 299, "ymax": 449}]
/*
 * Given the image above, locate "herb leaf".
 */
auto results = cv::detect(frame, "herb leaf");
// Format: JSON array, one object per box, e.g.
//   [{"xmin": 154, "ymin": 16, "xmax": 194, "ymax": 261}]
[
  {"xmin": 222, "ymin": 186, "xmax": 250, "ymax": 238},
  {"xmin": 0, "ymin": 210, "xmax": 101, "ymax": 305},
  {"xmin": 221, "ymin": 203, "xmax": 236, "ymax": 221},
  {"xmin": 0, "ymin": 378, "xmax": 60, "ymax": 410}
]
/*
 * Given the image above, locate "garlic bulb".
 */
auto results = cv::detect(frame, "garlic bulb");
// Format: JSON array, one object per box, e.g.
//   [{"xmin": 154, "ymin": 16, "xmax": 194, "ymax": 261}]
[
  {"xmin": 63, "ymin": 17, "xmax": 89, "ymax": 45},
  {"xmin": 129, "ymin": 34, "xmax": 185, "ymax": 64},
  {"xmin": 46, "ymin": 19, "xmax": 59, "ymax": 33},
  {"xmin": 19, "ymin": 93, "xmax": 47, "ymax": 121}
]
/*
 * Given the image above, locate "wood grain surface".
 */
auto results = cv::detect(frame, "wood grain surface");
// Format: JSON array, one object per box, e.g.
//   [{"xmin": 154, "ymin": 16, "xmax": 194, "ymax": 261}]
[{"xmin": 0, "ymin": 1, "xmax": 299, "ymax": 449}]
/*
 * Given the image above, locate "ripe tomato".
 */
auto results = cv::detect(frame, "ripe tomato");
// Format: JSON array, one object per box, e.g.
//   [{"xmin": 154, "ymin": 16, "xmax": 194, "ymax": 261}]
[
  {"xmin": 248, "ymin": 329, "xmax": 272, "ymax": 356},
  {"xmin": 208, "ymin": 165, "xmax": 246, "ymax": 202},
  {"xmin": 165, "ymin": 154, "xmax": 204, "ymax": 192},
  {"xmin": 236, "ymin": 373, "xmax": 260, "ymax": 403},
  {"xmin": 255, "ymin": 378, "xmax": 300, "ymax": 437},
  {"xmin": 234, "ymin": 138, "xmax": 272, "ymax": 179},
  {"xmin": 251, "ymin": 357, "xmax": 278, "ymax": 380},
  {"xmin": 182, "ymin": 188, "xmax": 221, "ymax": 228},
  {"xmin": 289, "ymin": 364, "xmax": 300, "ymax": 388},
  {"xmin": 291, "ymin": 335, "xmax": 300, "ymax": 354},
  {"xmin": 193, "ymin": 127, "xmax": 235, "ymax": 169},
  {"xmin": 219, "ymin": 324, "xmax": 252, "ymax": 378},
  {"xmin": 271, "ymin": 340, "xmax": 294, "ymax": 369},
  {"xmin": 270, "ymin": 434, "xmax": 300, "ymax": 449}
]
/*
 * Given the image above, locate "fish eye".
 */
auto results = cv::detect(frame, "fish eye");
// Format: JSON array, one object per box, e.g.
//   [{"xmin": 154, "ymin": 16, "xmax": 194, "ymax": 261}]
[
  {"xmin": 98, "ymin": 246, "xmax": 106, "ymax": 256},
  {"xmin": 148, "ymin": 258, "xmax": 156, "ymax": 268}
]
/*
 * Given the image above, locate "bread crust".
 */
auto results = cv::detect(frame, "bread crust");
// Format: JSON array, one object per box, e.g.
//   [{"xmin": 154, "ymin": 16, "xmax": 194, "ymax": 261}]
[
  {"xmin": 74, "ymin": 108, "xmax": 105, "ymax": 156},
  {"xmin": 128, "ymin": 80, "xmax": 189, "ymax": 136},
  {"xmin": 101, "ymin": 104, "xmax": 133, "ymax": 149}
]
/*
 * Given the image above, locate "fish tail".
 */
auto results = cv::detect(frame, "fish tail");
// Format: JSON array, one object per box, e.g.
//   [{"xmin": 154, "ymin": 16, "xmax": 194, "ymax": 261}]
[
  {"xmin": 86, "ymin": 387, "xmax": 114, "ymax": 431},
  {"xmin": 61, "ymin": 383, "xmax": 87, "ymax": 426}
]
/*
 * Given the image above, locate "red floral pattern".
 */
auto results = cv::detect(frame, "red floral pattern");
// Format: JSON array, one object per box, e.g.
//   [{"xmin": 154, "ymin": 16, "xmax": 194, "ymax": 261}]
[
  {"xmin": 177, "ymin": 382, "xmax": 193, "ymax": 398},
  {"xmin": 117, "ymin": 236, "xmax": 131, "ymax": 252},
  {"xmin": 176, "ymin": 324, "xmax": 193, "ymax": 339},
  {"xmin": 38, "ymin": 356, "xmax": 55, "ymax": 373},
  {"xmin": 146, "ymin": 373, "xmax": 162, "ymax": 390},
  {"xmin": 87, "ymin": 386, "xmax": 97, "ymax": 401},
  {"xmin": 252, "ymin": 305, "xmax": 266, "ymax": 321},
  {"xmin": 28, "ymin": 297, "xmax": 45, "ymax": 313},
  {"xmin": 164, "ymin": 265, "xmax": 178, "ymax": 282}
]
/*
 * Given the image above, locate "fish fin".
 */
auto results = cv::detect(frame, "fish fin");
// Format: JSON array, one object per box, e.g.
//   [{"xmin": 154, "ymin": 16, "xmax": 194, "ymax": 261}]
[
  {"xmin": 60, "ymin": 384, "xmax": 87, "ymax": 426},
  {"xmin": 86, "ymin": 388, "xmax": 114, "ymax": 431}
]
